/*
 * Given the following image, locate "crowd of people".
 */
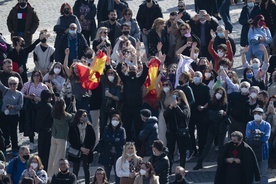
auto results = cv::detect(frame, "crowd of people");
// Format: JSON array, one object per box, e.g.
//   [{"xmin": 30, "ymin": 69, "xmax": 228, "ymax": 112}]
[{"xmin": 0, "ymin": 0, "xmax": 276, "ymax": 183}]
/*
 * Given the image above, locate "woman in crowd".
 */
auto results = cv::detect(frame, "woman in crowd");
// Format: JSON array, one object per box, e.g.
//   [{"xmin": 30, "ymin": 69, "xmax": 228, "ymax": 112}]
[
  {"xmin": 241, "ymin": 67, "xmax": 265, "ymax": 90},
  {"xmin": 0, "ymin": 161, "xmax": 11, "ymax": 184},
  {"xmin": 0, "ymin": 77, "xmax": 23, "ymax": 156},
  {"xmin": 99, "ymin": 114, "xmax": 126, "ymax": 183},
  {"xmin": 54, "ymin": 3, "xmax": 81, "ymax": 50},
  {"xmin": 247, "ymin": 14, "xmax": 272, "ymax": 61},
  {"xmin": 163, "ymin": 89, "xmax": 190, "ymax": 171},
  {"xmin": 202, "ymin": 67, "xmax": 217, "ymax": 95},
  {"xmin": 91, "ymin": 167, "xmax": 108, "ymax": 184},
  {"xmin": 118, "ymin": 8, "xmax": 141, "ymax": 41},
  {"xmin": 148, "ymin": 18, "xmax": 168, "ymax": 57},
  {"xmin": 116, "ymin": 142, "xmax": 143, "ymax": 184},
  {"xmin": 193, "ymin": 87, "xmax": 228, "ymax": 170},
  {"xmin": 73, "ymin": 0, "xmax": 97, "ymax": 46},
  {"xmin": 134, "ymin": 162, "xmax": 159, "ymax": 184},
  {"xmin": 19, "ymin": 155, "xmax": 48, "ymax": 184},
  {"xmin": 43, "ymin": 62, "xmax": 66, "ymax": 93},
  {"xmin": 68, "ymin": 109, "xmax": 96, "ymax": 184},
  {"xmin": 92, "ymin": 27, "xmax": 111, "ymax": 53},
  {"xmin": 176, "ymin": 72, "xmax": 195, "ymax": 106},
  {"xmin": 47, "ymin": 98, "xmax": 75, "ymax": 179},
  {"xmin": 21, "ymin": 70, "xmax": 48, "ymax": 151},
  {"xmin": 220, "ymin": 69, "xmax": 240, "ymax": 95}
]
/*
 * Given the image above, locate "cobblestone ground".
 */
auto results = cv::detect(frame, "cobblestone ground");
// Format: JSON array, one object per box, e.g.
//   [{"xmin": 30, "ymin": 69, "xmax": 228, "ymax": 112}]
[{"xmin": 1, "ymin": 0, "xmax": 276, "ymax": 183}]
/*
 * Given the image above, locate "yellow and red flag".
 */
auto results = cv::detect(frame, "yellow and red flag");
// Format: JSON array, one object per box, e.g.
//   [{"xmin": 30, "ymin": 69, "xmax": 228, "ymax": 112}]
[
  {"xmin": 143, "ymin": 58, "xmax": 161, "ymax": 110},
  {"xmin": 76, "ymin": 51, "xmax": 107, "ymax": 90}
]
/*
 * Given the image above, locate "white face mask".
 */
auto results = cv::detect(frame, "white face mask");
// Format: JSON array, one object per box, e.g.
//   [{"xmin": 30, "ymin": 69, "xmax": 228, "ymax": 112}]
[
  {"xmin": 163, "ymin": 87, "xmax": 170, "ymax": 93},
  {"xmin": 54, "ymin": 68, "xmax": 61, "ymax": 74},
  {"xmin": 217, "ymin": 51, "xmax": 224, "ymax": 58},
  {"xmin": 101, "ymin": 36, "xmax": 106, "ymax": 41},
  {"xmin": 194, "ymin": 53, "xmax": 199, "ymax": 59},
  {"xmin": 111, "ymin": 120, "xmax": 119, "ymax": 127},
  {"xmin": 69, "ymin": 30, "xmax": 76, "ymax": 35},
  {"xmin": 127, "ymin": 153, "xmax": 134, "ymax": 157},
  {"xmin": 0, "ymin": 169, "xmax": 5, "ymax": 175},
  {"xmin": 140, "ymin": 169, "xmax": 147, "ymax": 175},
  {"xmin": 215, "ymin": 93, "xmax": 222, "ymax": 100},
  {"xmin": 250, "ymin": 92, "xmax": 257, "ymax": 99},
  {"xmin": 254, "ymin": 114, "xmax": 262, "ymax": 121},
  {"xmin": 108, "ymin": 75, "xmax": 115, "ymax": 82},
  {"xmin": 252, "ymin": 63, "xmax": 259, "ymax": 69},
  {"xmin": 241, "ymin": 87, "xmax": 249, "ymax": 94},
  {"xmin": 204, "ymin": 72, "xmax": 211, "ymax": 78},
  {"xmin": 30, "ymin": 163, "xmax": 38, "ymax": 169},
  {"xmin": 193, "ymin": 76, "xmax": 201, "ymax": 84}
]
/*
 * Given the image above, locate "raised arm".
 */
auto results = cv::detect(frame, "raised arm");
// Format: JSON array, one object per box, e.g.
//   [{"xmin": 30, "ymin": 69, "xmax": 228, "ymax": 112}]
[{"xmin": 63, "ymin": 48, "xmax": 71, "ymax": 78}]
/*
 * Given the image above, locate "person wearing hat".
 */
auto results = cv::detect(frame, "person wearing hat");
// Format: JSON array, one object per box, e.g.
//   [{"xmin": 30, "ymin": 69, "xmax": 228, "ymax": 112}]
[
  {"xmin": 139, "ymin": 109, "xmax": 159, "ymax": 160},
  {"xmin": 246, "ymin": 107, "xmax": 271, "ymax": 184}
]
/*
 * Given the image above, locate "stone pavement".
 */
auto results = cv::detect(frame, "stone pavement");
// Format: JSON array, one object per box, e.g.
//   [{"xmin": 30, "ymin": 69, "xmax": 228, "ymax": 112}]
[{"xmin": 1, "ymin": 0, "xmax": 276, "ymax": 183}]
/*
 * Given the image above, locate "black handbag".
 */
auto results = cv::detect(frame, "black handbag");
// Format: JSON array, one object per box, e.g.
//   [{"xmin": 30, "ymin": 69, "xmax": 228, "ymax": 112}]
[{"xmin": 67, "ymin": 147, "xmax": 81, "ymax": 158}]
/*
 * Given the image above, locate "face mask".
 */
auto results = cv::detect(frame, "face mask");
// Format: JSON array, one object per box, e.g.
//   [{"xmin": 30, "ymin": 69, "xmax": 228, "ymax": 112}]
[
  {"xmin": 217, "ymin": 51, "xmax": 224, "ymax": 58},
  {"xmin": 175, "ymin": 173, "xmax": 183, "ymax": 181},
  {"xmin": 152, "ymin": 150, "xmax": 156, "ymax": 156},
  {"xmin": 194, "ymin": 53, "xmax": 199, "ymax": 58},
  {"xmin": 0, "ymin": 169, "xmax": 4, "ymax": 175},
  {"xmin": 122, "ymin": 31, "xmax": 130, "ymax": 36},
  {"xmin": 204, "ymin": 72, "xmax": 211, "ymax": 78},
  {"xmin": 169, "ymin": 73, "xmax": 175, "ymax": 80},
  {"xmin": 178, "ymin": 8, "xmax": 185, "ymax": 12},
  {"xmin": 82, "ymin": 117, "xmax": 89, "ymax": 123},
  {"xmin": 259, "ymin": 21, "xmax": 265, "ymax": 27},
  {"xmin": 247, "ymin": 2, "xmax": 254, "ymax": 8},
  {"xmin": 163, "ymin": 87, "xmax": 170, "ymax": 93},
  {"xmin": 193, "ymin": 77, "xmax": 201, "ymax": 84},
  {"xmin": 54, "ymin": 68, "xmax": 61, "ymax": 74},
  {"xmin": 146, "ymin": 0, "xmax": 151, "ymax": 2},
  {"xmin": 129, "ymin": 71, "xmax": 136, "ymax": 78},
  {"xmin": 215, "ymin": 93, "xmax": 222, "ymax": 100},
  {"xmin": 252, "ymin": 63, "xmax": 259, "ymax": 69},
  {"xmin": 217, "ymin": 32, "xmax": 225, "ymax": 38},
  {"xmin": 111, "ymin": 120, "xmax": 119, "ymax": 127},
  {"xmin": 61, "ymin": 169, "xmax": 69, "ymax": 174},
  {"xmin": 64, "ymin": 9, "xmax": 70, "ymax": 15},
  {"xmin": 140, "ymin": 169, "xmax": 147, "ymax": 175},
  {"xmin": 21, "ymin": 43, "xmax": 25, "ymax": 48},
  {"xmin": 108, "ymin": 75, "xmax": 115, "ymax": 82},
  {"xmin": 127, "ymin": 153, "xmax": 133, "ymax": 157},
  {"xmin": 4, "ymin": 109, "xmax": 9, "ymax": 115},
  {"xmin": 257, "ymin": 100, "xmax": 264, "ymax": 107},
  {"xmin": 254, "ymin": 114, "xmax": 262, "ymax": 121},
  {"xmin": 86, "ymin": 53, "xmax": 92, "ymax": 59},
  {"xmin": 30, "ymin": 163, "xmax": 38, "ymax": 169},
  {"xmin": 41, "ymin": 38, "xmax": 47, "ymax": 43},
  {"xmin": 184, "ymin": 33, "xmax": 191, "ymax": 37},
  {"xmin": 69, "ymin": 30, "xmax": 76, "ymax": 35},
  {"xmin": 19, "ymin": 2, "xmax": 26, "ymax": 7},
  {"xmin": 241, "ymin": 87, "xmax": 249, "ymax": 94},
  {"xmin": 199, "ymin": 65, "xmax": 206, "ymax": 71},
  {"xmin": 110, "ymin": 17, "xmax": 116, "ymax": 22},
  {"xmin": 250, "ymin": 92, "xmax": 257, "ymax": 99},
  {"xmin": 101, "ymin": 36, "xmax": 106, "ymax": 41},
  {"xmin": 23, "ymin": 154, "xmax": 30, "ymax": 161},
  {"xmin": 232, "ymin": 142, "xmax": 238, "ymax": 147},
  {"xmin": 246, "ymin": 73, "xmax": 253, "ymax": 79},
  {"xmin": 178, "ymin": 81, "xmax": 184, "ymax": 85}
]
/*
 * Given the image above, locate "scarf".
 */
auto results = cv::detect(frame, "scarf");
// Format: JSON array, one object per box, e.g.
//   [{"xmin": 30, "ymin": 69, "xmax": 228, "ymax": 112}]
[{"xmin": 77, "ymin": 123, "xmax": 87, "ymax": 143}]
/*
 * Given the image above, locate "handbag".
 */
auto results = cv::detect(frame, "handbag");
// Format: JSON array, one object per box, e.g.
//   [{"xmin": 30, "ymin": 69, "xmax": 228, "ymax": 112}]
[{"xmin": 67, "ymin": 146, "xmax": 81, "ymax": 158}]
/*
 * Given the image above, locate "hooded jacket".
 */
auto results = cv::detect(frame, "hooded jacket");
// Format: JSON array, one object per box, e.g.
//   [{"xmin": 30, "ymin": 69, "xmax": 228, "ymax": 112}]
[{"xmin": 149, "ymin": 152, "xmax": 170, "ymax": 184}]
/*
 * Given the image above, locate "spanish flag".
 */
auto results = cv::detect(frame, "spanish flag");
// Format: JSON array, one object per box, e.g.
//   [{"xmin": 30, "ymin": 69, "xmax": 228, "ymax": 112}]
[
  {"xmin": 76, "ymin": 51, "xmax": 107, "ymax": 90},
  {"xmin": 143, "ymin": 58, "xmax": 161, "ymax": 110}
]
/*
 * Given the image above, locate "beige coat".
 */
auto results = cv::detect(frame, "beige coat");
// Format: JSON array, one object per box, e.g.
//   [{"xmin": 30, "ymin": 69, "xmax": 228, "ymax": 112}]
[{"xmin": 134, "ymin": 175, "xmax": 159, "ymax": 184}]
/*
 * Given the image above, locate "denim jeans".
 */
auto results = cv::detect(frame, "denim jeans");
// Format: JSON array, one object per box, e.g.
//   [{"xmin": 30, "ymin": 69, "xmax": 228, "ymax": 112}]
[
  {"xmin": 219, "ymin": 0, "xmax": 233, "ymax": 33},
  {"xmin": 141, "ymin": 32, "xmax": 149, "ymax": 56},
  {"xmin": 258, "ymin": 160, "xmax": 268, "ymax": 184}
]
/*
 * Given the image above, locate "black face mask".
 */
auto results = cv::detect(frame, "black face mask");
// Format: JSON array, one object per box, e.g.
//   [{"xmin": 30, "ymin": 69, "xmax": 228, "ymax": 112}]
[
  {"xmin": 273, "ymin": 101, "xmax": 276, "ymax": 108},
  {"xmin": 41, "ymin": 38, "xmax": 47, "ymax": 43},
  {"xmin": 175, "ymin": 173, "xmax": 183, "ymax": 181},
  {"xmin": 64, "ymin": 9, "xmax": 70, "ymax": 15},
  {"xmin": 146, "ymin": 0, "xmax": 151, "ymax": 2},
  {"xmin": 257, "ymin": 100, "xmax": 264, "ymax": 107},
  {"xmin": 199, "ymin": 65, "xmax": 206, "ymax": 71},
  {"xmin": 178, "ymin": 81, "xmax": 184, "ymax": 85},
  {"xmin": 178, "ymin": 8, "xmax": 185, "ymax": 12},
  {"xmin": 19, "ymin": 2, "xmax": 26, "ymax": 7},
  {"xmin": 110, "ymin": 17, "xmax": 116, "ymax": 22},
  {"xmin": 86, "ymin": 53, "xmax": 92, "ymax": 59},
  {"xmin": 60, "ymin": 169, "xmax": 69, "ymax": 174},
  {"xmin": 129, "ymin": 71, "xmax": 136, "ymax": 78},
  {"xmin": 122, "ymin": 31, "xmax": 130, "ymax": 36},
  {"xmin": 23, "ymin": 154, "xmax": 30, "ymax": 161},
  {"xmin": 21, "ymin": 43, "xmax": 25, "ymax": 48}
]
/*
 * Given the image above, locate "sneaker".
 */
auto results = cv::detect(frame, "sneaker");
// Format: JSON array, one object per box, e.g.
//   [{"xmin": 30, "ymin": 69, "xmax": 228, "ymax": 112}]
[
  {"xmin": 29, "ymin": 143, "xmax": 35, "ymax": 151},
  {"xmin": 193, "ymin": 162, "xmax": 203, "ymax": 170},
  {"xmin": 186, "ymin": 150, "xmax": 195, "ymax": 161},
  {"xmin": 215, "ymin": 146, "xmax": 219, "ymax": 152}
]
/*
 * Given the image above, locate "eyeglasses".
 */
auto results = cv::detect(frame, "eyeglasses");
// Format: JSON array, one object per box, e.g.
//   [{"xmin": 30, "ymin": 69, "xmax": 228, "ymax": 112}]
[
  {"xmin": 162, "ymin": 83, "xmax": 169, "ymax": 87},
  {"xmin": 101, "ymin": 31, "xmax": 107, "ymax": 34},
  {"xmin": 125, "ymin": 13, "xmax": 131, "ymax": 16},
  {"xmin": 33, "ymin": 74, "xmax": 40, "ymax": 77},
  {"xmin": 9, "ymin": 83, "xmax": 17, "ymax": 86}
]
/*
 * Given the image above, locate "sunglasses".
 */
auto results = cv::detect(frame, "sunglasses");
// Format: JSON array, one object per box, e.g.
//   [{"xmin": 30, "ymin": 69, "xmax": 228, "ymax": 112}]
[
  {"xmin": 9, "ymin": 83, "xmax": 17, "ymax": 86},
  {"xmin": 162, "ymin": 83, "xmax": 169, "ymax": 87},
  {"xmin": 101, "ymin": 31, "xmax": 107, "ymax": 34}
]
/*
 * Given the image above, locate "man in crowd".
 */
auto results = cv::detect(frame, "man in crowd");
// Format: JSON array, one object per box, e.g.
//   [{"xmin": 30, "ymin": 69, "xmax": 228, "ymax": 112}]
[
  {"xmin": 170, "ymin": 166, "xmax": 190, "ymax": 184},
  {"xmin": 51, "ymin": 158, "xmax": 77, "ymax": 184}
]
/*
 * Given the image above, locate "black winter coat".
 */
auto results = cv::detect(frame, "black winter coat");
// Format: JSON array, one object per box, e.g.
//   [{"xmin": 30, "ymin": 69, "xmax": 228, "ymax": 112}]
[
  {"xmin": 139, "ymin": 117, "xmax": 159, "ymax": 157},
  {"xmin": 148, "ymin": 29, "xmax": 168, "ymax": 57},
  {"xmin": 35, "ymin": 101, "xmax": 53, "ymax": 132},
  {"xmin": 68, "ymin": 123, "xmax": 96, "ymax": 163},
  {"xmin": 98, "ymin": 125, "xmax": 126, "ymax": 166},
  {"xmin": 149, "ymin": 152, "xmax": 170, "ymax": 184}
]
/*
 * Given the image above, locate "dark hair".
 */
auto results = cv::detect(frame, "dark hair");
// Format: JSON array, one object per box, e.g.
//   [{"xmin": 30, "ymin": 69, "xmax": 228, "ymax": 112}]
[
  {"xmin": 60, "ymin": 3, "xmax": 72, "ymax": 15},
  {"xmin": 217, "ymin": 44, "xmax": 227, "ymax": 52},
  {"xmin": 153, "ymin": 140, "xmax": 163, "ymax": 151},
  {"xmin": 108, "ymin": 114, "xmax": 122, "ymax": 130},
  {"xmin": 40, "ymin": 89, "xmax": 52, "ymax": 102},
  {"xmin": 31, "ymin": 70, "xmax": 43, "ymax": 83},
  {"xmin": 211, "ymin": 87, "xmax": 227, "ymax": 106},
  {"xmin": 12, "ymin": 36, "xmax": 22, "ymax": 47},
  {"xmin": 122, "ymin": 8, "xmax": 132, "ymax": 17},
  {"xmin": 231, "ymin": 131, "xmax": 243, "ymax": 141},
  {"xmin": 52, "ymin": 99, "xmax": 66, "ymax": 119},
  {"xmin": 218, "ymin": 58, "xmax": 231, "ymax": 67},
  {"xmin": 104, "ymin": 68, "xmax": 120, "ymax": 88},
  {"xmin": 242, "ymin": 67, "xmax": 253, "ymax": 79},
  {"xmin": 39, "ymin": 29, "xmax": 47, "ymax": 35},
  {"xmin": 258, "ymin": 90, "xmax": 269, "ymax": 99},
  {"xmin": 252, "ymin": 14, "xmax": 266, "ymax": 28},
  {"xmin": 91, "ymin": 167, "xmax": 108, "ymax": 184},
  {"xmin": 108, "ymin": 9, "xmax": 117, "ymax": 15},
  {"xmin": 170, "ymin": 11, "xmax": 178, "ymax": 16},
  {"xmin": 120, "ymin": 23, "xmax": 130, "ymax": 30},
  {"xmin": 142, "ymin": 162, "xmax": 156, "ymax": 177},
  {"xmin": 20, "ymin": 177, "xmax": 34, "ymax": 184},
  {"xmin": 72, "ymin": 109, "xmax": 91, "ymax": 126},
  {"xmin": 59, "ymin": 158, "xmax": 69, "ymax": 163},
  {"xmin": 48, "ymin": 62, "xmax": 67, "ymax": 79}
]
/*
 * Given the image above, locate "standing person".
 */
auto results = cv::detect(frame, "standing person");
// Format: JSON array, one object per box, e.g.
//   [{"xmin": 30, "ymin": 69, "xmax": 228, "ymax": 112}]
[
  {"xmin": 215, "ymin": 131, "xmax": 260, "ymax": 184},
  {"xmin": 91, "ymin": 167, "xmax": 109, "ymax": 184},
  {"xmin": 98, "ymin": 114, "xmax": 126, "ymax": 184},
  {"xmin": 7, "ymin": 0, "xmax": 39, "ymax": 47},
  {"xmin": 35, "ymin": 89, "xmax": 53, "ymax": 171},
  {"xmin": 163, "ymin": 89, "xmax": 191, "ymax": 172},
  {"xmin": 139, "ymin": 109, "xmax": 159, "ymax": 159},
  {"xmin": 53, "ymin": 3, "xmax": 81, "ymax": 52},
  {"xmin": 115, "ymin": 142, "xmax": 143, "ymax": 184},
  {"xmin": 92, "ymin": 27, "xmax": 111, "ymax": 53},
  {"xmin": 68, "ymin": 109, "xmax": 96, "ymax": 184},
  {"xmin": 51, "ymin": 158, "xmax": 77, "ymax": 184},
  {"xmin": 19, "ymin": 155, "xmax": 48, "ymax": 184},
  {"xmin": 178, "ymin": 1, "xmax": 191, "ymax": 23},
  {"xmin": 98, "ymin": 10, "xmax": 122, "ymax": 48},
  {"xmin": 246, "ymin": 108, "xmax": 271, "ymax": 184},
  {"xmin": 21, "ymin": 70, "xmax": 48, "ymax": 151},
  {"xmin": 133, "ymin": 162, "xmax": 159, "ymax": 184},
  {"xmin": 149, "ymin": 140, "xmax": 170, "ymax": 184},
  {"xmin": 0, "ymin": 77, "xmax": 23, "ymax": 155},
  {"xmin": 33, "ymin": 29, "xmax": 55, "ymax": 76},
  {"xmin": 136, "ymin": 0, "xmax": 163, "ymax": 56},
  {"xmin": 219, "ymin": 0, "xmax": 234, "ymax": 33},
  {"xmin": 169, "ymin": 166, "xmax": 190, "ymax": 184},
  {"xmin": 7, "ymin": 146, "xmax": 30, "ymax": 184},
  {"xmin": 97, "ymin": 0, "xmax": 128, "ymax": 25},
  {"xmin": 47, "ymin": 99, "xmax": 75, "ymax": 180},
  {"xmin": 0, "ymin": 34, "xmax": 12, "ymax": 67},
  {"xmin": 73, "ymin": 0, "xmax": 97, "ymax": 46}
]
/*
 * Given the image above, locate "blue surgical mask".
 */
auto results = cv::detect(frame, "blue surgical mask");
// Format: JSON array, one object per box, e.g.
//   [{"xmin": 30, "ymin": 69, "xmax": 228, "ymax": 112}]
[
  {"xmin": 247, "ymin": 2, "xmax": 254, "ymax": 8},
  {"xmin": 69, "ymin": 30, "xmax": 76, "ymax": 35},
  {"xmin": 246, "ymin": 73, "xmax": 253, "ymax": 79},
  {"xmin": 217, "ymin": 32, "xmax": 225, "ymax": 37},
  {"xmin": 82, "ymin": 117, "xmax": 89, "ymax": 123}
]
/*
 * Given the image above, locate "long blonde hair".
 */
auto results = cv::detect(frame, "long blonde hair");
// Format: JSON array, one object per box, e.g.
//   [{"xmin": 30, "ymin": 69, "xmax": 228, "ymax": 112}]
[
  {"xmin": 121, "ymin": 143, "xmax": 140, "ymax": 165},
  {"xmin": 95, "ymin": 27, "xmax": 110, "ymax": 43}
]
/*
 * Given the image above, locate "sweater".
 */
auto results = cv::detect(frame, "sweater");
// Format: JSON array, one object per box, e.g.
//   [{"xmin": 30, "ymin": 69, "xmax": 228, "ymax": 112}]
[
  {"xmin": 33, "ymin": 44, "xmax": 55, "ymax": 71},
  {"xmin": 51, "ymin": 112, "xmax": 74, "ymax": 140}
]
